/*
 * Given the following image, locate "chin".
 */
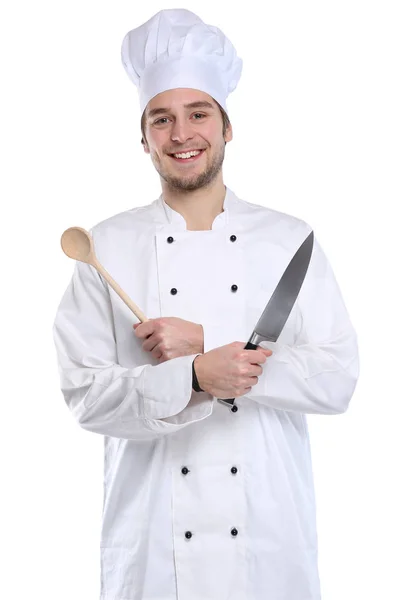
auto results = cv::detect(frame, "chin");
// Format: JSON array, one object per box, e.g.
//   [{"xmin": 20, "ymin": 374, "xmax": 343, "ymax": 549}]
[
  {"xmin": 158, "ymin": 166, "xmax": 206, "ymax": 188},
  {"xmin": 166, "ymin": 171, "xmax": 220, "ymax": 191},
  {"xmin": 165, "ymin": 177, "xmax": 205, "ymax": 191}
]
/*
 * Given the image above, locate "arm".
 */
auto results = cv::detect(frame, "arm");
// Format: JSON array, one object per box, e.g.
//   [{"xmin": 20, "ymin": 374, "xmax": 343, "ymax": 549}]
[
  {"xmin": 52, "ymin": 259, "xmax": 213, "ymax": 441},
  {"xmin": 245, "ymin": 238, "xmax": 359, "ymax": 415}
]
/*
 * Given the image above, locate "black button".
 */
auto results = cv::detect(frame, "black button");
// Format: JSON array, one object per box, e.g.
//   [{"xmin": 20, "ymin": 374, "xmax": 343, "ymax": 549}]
[
  {"xmin": 185, "ymin": 531, "xmax": 192, "ymax": 539},
  {"xmin": 181, "ymin": 467, "xmax": 189, "ymax": 475},
  {"xmin": 231, "ymin": 528, "xmax": 238, "ymax": 537},
  {"xmin": 231, "ymin": 466, "xmax": 238, "ymax": 475},
  {"xmin": 231, "ymin": 284, "xmax": 238, "ymax": 292},
  {"xmin": 231, "ymin": 405, "xmax": 238, "ymax": 413},
  {"xmin": 170, "ymin": 288, "xmax": 178, "ymax": 295},
  {"xmin": 167, "ymin": 236, "xmax": 174, "ymax": 243},
  {"xmin": 230, "ymin": 235, "xmax": 237, "ymax": 242}
]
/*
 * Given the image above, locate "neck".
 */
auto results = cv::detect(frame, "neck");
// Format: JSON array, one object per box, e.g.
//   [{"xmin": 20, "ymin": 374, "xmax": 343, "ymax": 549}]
[{"xmin": 161, "ymin": 175, "xmax": 226, "ymax": 231}]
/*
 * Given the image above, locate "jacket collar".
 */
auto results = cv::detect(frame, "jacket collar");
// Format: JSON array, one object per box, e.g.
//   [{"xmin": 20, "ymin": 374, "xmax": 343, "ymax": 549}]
[{"xmin": 157, "ymin": 186, "xmax": 236, "ymax": 231}]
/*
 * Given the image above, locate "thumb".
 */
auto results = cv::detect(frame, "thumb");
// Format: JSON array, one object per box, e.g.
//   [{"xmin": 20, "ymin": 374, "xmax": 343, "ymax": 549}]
[{"xmin": 260, "ymin": 347, "xmax": 273, "ymax": 355}]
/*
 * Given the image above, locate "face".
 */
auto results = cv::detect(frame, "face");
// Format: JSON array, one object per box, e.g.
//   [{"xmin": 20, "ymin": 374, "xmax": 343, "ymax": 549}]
[{"xmin": 142, "ymin": 88, "xmax": 232, "ymax": 191}]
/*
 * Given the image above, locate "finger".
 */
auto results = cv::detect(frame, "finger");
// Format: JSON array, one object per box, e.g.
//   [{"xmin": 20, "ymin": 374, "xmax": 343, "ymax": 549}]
[
  {"xmin": 250, "ymin": 365, "xmax": 263, "ymax": 377},
  {"xmin": 142, "ymin": 336, "xmax": 160, "ymax": 353},
  {"xmin": 258, "ymin": 346, "xmax": 273, "ymax": 355},
  {"xmin": 152, "ymin": 345, "xmax": 163, "ymax": 360},
  {"xmin": 258, "ymin": 348, "xmax": 272, "ymax": 360},
  {"xmin": 247, "ymin": 350, "xmax": 270, "ymax": 364},
  {"xmin": 134, "ymin": 320, "xmax": 156, "ymax": 339}
]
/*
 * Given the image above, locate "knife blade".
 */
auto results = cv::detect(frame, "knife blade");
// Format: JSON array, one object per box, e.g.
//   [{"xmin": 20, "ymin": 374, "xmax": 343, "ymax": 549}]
[{"xmin": 218, "ymin": 230, "xmax": 314, "ymax": 407}]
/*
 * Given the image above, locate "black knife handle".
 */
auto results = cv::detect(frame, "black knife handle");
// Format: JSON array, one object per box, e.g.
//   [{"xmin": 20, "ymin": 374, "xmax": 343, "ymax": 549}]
[
  {"xmin": 243, "ymin": 341, "xmax": 259, "ymax": 351},
  {"xmin": 217, "ymin": 341, "xmax": 259, "ymax": 407}
]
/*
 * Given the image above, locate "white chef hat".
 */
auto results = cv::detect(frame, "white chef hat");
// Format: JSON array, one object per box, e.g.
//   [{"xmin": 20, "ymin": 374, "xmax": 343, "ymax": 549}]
[{"xmin": 121, "ymin": 8, "xmax": 242, "ymax": 116}]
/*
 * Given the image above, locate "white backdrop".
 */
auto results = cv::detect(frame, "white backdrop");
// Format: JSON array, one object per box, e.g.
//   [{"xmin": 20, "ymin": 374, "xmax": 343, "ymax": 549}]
[{"xmin": 2, "ymin": 1, "xmax": 399, "ymax": 599}]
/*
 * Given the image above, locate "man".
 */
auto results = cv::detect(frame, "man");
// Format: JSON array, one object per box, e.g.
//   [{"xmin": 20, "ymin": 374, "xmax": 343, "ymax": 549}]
[{"xmin": 53, "ymin": 8, "xmax": 359, "ymax": 600}]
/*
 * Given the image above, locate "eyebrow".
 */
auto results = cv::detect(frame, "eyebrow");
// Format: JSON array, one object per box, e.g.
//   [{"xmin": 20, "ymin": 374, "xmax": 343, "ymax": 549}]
[{"xmin": 147, "ymin": 101, "xmax": 215, "ymax": 119}]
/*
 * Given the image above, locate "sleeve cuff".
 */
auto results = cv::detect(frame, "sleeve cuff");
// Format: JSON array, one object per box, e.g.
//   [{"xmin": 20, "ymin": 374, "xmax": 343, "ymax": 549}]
[{"xmin": 142, "ymin": 353, "xmax": 213, "ymax": 422}]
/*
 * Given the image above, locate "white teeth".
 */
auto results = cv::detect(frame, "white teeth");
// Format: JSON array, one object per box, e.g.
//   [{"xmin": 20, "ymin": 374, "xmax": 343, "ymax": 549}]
[{"xmin": 173, "ymin": 150, "xmax": 201, "ymax": 159}]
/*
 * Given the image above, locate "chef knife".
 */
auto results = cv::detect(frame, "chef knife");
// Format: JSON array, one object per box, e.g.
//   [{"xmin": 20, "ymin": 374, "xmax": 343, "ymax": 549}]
[{"xmin": 218, "ymin": 230, "xmax": 314, "ymax": 407}]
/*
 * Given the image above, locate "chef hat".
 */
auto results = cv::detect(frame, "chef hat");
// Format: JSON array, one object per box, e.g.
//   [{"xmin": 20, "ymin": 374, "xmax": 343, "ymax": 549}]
[{"xmin": 121, "ymin": 8, "xmax": 242, "ymax": 116}]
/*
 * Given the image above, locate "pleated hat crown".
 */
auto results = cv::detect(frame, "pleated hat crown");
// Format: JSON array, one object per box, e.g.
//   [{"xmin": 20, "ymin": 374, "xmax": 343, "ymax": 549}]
[{"xmin": 121, "ymin": 9, "xmax": 242, "ymax": 115}]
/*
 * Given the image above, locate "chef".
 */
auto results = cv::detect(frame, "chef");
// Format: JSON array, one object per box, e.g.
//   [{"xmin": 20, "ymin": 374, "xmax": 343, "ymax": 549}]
[{"xmin": 53, "ymin": 8, "xmax": 359, "ymax": 600}]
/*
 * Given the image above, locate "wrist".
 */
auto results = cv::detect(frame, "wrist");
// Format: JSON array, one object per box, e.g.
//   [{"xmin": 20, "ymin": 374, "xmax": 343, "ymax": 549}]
[
  {"xmin": 192, "ymin": 355, "xmax": 204, "ymax": 392},
  {"xmin": 196, "ymin": 324, "xmax": 204, "ymax": 354}
]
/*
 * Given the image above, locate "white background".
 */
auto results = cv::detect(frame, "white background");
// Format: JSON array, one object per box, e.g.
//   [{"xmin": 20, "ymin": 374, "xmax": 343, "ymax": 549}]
[{"xmin": 2, "ymin": 1, "xmax": 399, "ymax": 599}]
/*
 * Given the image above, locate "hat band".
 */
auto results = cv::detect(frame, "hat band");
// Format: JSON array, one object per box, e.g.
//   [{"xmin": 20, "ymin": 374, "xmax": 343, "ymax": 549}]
[{"xmin": 139, "ymin": 56, "xmax": 227, "ymax": 114}]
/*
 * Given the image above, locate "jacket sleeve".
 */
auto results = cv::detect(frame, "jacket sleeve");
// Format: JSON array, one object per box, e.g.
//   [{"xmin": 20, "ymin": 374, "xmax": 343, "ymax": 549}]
[
  {"xmin": 244, "ymin": 238, "xmax": 359, "ymax": 415},
  {"xmin": 52, "ymin": 259, "xmax": 213, "ymax": 441}
]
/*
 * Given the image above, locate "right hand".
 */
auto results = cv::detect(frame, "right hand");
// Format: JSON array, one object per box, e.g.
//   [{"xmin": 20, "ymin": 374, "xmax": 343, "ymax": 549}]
[{"xmin": 194, "ymin": 341, "xmax": 273, "ymax": 399}]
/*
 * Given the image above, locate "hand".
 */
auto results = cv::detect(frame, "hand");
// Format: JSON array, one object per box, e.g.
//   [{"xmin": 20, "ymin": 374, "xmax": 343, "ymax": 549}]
[
  {"xmin": 194, "ymin": 341, "xmax": 273, "ymax": 399},
  {"xmin": 133, "ymin": 317, "xmax": 204, "ymax": 363}
]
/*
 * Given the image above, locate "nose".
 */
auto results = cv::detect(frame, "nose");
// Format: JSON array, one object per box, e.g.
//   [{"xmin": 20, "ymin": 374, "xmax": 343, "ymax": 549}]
[{"xmin": 170, "ymin": 117, "xmax": 194, "ymax": 144}]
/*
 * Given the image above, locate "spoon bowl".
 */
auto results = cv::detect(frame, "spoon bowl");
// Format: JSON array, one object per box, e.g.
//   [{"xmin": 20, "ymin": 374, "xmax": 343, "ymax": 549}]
[
  {"xmin": 61, "ymin": 227, "xmax": 93, "ymax": 263},
  {"xmin": 60, "ymin": 226, "xmax": 148, "ymax": 322}
]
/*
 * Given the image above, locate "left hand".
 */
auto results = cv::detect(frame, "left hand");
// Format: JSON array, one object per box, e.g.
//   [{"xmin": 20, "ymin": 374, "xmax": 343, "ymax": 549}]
[{"xmin": 133, "ymin": 317, "xmax": 204, "ymax": 363}]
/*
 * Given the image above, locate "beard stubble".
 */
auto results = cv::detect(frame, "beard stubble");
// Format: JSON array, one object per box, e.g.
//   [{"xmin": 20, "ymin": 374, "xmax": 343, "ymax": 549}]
[{"xmin": 153, "ymin": 143, "xmax": 226, "ymax": 191}]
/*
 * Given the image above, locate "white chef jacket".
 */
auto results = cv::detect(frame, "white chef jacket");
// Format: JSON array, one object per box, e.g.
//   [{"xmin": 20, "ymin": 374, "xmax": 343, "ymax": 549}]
[{"xmin": 53, "ymin": 187, "xmax": 359, "ymax": 600}]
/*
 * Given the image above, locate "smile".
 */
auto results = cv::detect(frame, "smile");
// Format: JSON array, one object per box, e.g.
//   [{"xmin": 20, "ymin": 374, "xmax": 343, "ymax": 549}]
[{"xmin": 169, "ymin": 149, "xmax": 205, "ymax": 162}]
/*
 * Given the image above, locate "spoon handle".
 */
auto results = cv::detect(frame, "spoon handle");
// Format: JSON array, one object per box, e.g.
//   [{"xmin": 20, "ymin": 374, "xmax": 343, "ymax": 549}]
[{"xmin": 93, "ymin": 259, "xmax": 148, "ymax": 322}]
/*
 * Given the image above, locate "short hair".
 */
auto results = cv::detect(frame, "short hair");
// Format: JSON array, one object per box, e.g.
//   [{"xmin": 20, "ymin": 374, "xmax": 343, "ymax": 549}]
[{"xmin": 140, "ymin": 99, "xmax": 231, "ymax": 146}]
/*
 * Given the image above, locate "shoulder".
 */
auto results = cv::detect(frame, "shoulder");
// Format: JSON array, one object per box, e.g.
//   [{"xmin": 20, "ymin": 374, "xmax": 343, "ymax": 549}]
[
  {"xmin": 88, "ymin": 200, "xmax": 163, "ymax": 247},
  {"xmin": 229, "ymin": 191, "xmax": 312, "ymax": 250}
]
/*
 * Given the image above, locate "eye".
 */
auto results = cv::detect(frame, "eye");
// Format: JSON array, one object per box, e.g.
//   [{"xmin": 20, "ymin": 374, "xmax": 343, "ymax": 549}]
[
  {"xmin": 153, "ymin": 117, "xmax": 169, "ymax": 125},
  {"xmin": 192, "ymin": 113, "xmax": 206, "ymax": 120}
]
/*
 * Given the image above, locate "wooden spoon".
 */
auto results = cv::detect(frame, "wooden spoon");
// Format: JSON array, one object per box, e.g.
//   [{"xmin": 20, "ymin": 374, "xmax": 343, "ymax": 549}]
[{"xmin": 61, "ymin": 226, "xmax": 148, "ymax": 323}]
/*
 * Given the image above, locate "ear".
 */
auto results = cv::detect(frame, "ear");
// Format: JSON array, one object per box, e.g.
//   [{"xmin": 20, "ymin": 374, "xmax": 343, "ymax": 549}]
[
  {"xmin": 224, "ymin": 123, "xmax": 233, "ymax": 144},
  {"xmin": 141, "ymin": 138, "xmax": 150, "ymax": 154}
]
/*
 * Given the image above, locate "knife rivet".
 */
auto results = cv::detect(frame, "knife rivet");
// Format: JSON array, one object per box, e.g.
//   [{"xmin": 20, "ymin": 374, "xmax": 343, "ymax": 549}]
[{"xmin": 231, "ymin": 284, "xmax": 238, "ymax": 292}]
